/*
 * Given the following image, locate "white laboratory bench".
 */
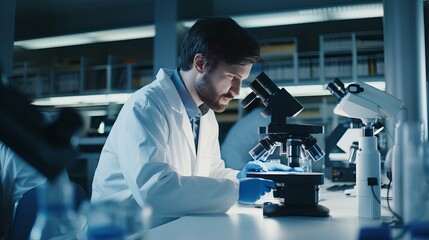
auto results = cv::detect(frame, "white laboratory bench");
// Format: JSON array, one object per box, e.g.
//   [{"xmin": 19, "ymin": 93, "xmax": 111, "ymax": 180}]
[{"xmin": 147, "ymin": 181, "xmax": 392, "ymax": 240}]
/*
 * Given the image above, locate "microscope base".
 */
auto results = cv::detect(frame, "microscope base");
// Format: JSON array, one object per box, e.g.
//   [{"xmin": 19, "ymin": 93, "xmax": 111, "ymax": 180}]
[
  {"xmin": 263, "ymin": 202, "xmax": 330, "ymax": 217},
  {"xmin": 247, "ymin": 172, "xmax": 330, "ymax": 217}
]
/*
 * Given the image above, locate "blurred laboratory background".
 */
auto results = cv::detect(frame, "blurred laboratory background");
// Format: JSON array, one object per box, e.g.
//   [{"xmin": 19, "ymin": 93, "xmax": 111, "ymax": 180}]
[{"xmin": 3, "ymin": 0, "xmax": 429, "ymax": 196}]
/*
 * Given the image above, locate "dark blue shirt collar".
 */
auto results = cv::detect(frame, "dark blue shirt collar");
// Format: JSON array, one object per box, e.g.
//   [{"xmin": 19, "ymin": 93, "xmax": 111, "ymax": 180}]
[{"xmin": 170, "ymin": 68, "xmax": 202, "ymax": 120}]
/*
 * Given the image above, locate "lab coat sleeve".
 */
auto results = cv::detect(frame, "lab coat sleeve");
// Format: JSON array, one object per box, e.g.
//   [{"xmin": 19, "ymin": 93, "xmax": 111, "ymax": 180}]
[
  {"xmin": 141, "ymin": 162, "xmax": 238, "ymax": 216},
  {"xmin": 114, "ymin": 98, "xmax": 238, "ymax": 217}
]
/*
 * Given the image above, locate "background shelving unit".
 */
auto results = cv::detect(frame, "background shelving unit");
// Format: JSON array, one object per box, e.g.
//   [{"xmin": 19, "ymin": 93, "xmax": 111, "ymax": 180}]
[
  {"xmin": 319, "ymin": 31, "xmax": 384, "ymax": 84},
  {"xmin": 355, "ymin": 32, "xmax": 384, "ymax": 79},
  {"xmin": 250, "ymin": 38, "xmax": 298, "ymax": 85},
  {"xmin": 9, "ymin": 57, "xmax": 153, "ymax": 99},
  {"xmin": 298, "ymin": 51, "xmax": 320, "ymax": 84},
  {"xmin": 9, "ymin": 31, "xmax": 384, "ymax": 103}
]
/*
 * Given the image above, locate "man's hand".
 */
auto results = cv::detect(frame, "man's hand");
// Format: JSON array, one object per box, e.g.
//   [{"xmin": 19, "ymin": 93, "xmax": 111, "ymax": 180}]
[
  {"xmin": 264, "ymin": 162, "xmax": 304, "ymax": 172},
  {"xmin": 237, "ymin": 161, "xmax": 268, "ymax": 179},
  {"xmin": 238, "ymin": 178, "xmax": 276, "ymax": 204},
  {"xmin": 237, "ymin": 161, "xmax": 303, "ymax": 179}
]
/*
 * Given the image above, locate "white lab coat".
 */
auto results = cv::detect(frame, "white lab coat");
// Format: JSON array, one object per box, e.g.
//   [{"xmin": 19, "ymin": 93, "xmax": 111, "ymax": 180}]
[
  {"xmin": 92, "ymin": 69, "xmax": 239, "ymax": 218},
  {"xmin": 0, "ymin": 141, "xmax": 47, "ymax": 238}
]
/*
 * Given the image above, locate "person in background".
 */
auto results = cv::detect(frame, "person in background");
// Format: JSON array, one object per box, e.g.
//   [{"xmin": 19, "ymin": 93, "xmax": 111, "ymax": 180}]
[
  {"xmin": 222, "ymin": 105, "xmax": 269, "ymax": 170},
  {"xmin": 0, "ymin": 141, "xmax": 47, "ymax": 239},
  {"xmin": 92, "ymin": 17, "xmax": 291, "ymax": 225},
  {"xmin": 221, "ymin": 98, "xmax": 289, "ymax": 170}
]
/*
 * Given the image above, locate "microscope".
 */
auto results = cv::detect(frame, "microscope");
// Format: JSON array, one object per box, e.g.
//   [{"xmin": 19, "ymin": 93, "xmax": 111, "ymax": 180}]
[
  {"xmin": 326, "ymin": 78, "xmax": 402, "ymax": 219},
  {"xmin": 242, "ymin": 72, "xmax": 329, "ymax": 217},
  {"xmin": 324, "ymin": 119, "xmax": 362, "ymax": 182}
]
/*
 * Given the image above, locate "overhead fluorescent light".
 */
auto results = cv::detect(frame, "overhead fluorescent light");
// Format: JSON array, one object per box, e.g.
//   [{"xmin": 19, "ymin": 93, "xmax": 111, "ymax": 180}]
[
  {"xmin": 182, "ymin": 3, "xmax": 383, "ymax": 28},
  {"xmin": 32, "ymin": 93, "xmax": 132, "ymax": 106},
  {"xmin": 238, "ymin": 81, "xmax": 385, "ymax": 99},
  {"xmin": 15, "ymin": 3, "xmax": 382, "ymax": 50},
  {"xmin": 14, "ymin": 25, "xmax": 155, "ymax": 50}
]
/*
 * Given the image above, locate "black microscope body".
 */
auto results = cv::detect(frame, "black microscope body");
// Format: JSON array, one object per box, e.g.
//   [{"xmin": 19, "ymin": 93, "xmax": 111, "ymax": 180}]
[{"xmin": 242, "ymin": 72, "xmax": 329, "ymax": 217}]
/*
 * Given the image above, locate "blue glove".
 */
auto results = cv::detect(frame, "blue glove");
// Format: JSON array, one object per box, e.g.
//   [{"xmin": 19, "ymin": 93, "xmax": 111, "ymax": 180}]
[
  {"xmin": 264, "ymin": 162, "xmax": 291, "ymax": 171},
  {"xmin": 237, "ymin": 161, "xmax": 268, "ymax": 179},
  {"xmin": 290, "ymin": 167, "xmax": 304, "ymax": 172},
  {"xmin": 237, "ymin": 161, "xmax": 304, "ymax": 179},
  {"xmin": 238, "ymin": 178, "xmax": 276, "ymax": 204},
  {"xmin": 264, "ymin": 162, "xmax": 304, "ymax": 172}
]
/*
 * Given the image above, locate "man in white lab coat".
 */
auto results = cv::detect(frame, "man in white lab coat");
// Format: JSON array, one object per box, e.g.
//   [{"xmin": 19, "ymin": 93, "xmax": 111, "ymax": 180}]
[{"xmin": 92, "ymin": 17, "xmax": 283, "ymax": 223}]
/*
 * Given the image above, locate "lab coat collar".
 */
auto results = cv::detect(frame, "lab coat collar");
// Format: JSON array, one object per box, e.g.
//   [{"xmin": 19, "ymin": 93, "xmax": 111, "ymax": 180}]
[
  {"xmin": 155, "ymin": 68, "xmax": 217, "ymax": 176},
  {"xmin": 156, "ymin": 68, "xmax": 197, "ymax": 156},
  {"xmin": 170, "ymin": 68, "xmax": 202, "ymax": 121},
  {"xmin": 156, "ymin": 69, "xmax": 182, "ymax": 114}
]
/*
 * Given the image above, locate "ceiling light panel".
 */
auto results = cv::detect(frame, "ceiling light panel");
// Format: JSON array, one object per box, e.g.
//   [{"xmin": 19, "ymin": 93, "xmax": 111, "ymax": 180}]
[{"xmin": 14, "ymin": 26, "xmax": 155, "ymax": 50}]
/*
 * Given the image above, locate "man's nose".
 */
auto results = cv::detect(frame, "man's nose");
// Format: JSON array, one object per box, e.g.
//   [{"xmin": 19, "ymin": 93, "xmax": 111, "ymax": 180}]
[{"xmin": 230, "ymin": 78, "xmax": 241, "ymax": 97}]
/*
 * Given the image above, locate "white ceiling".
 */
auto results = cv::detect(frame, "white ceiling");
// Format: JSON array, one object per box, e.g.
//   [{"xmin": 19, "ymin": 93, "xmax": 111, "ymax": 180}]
[{"xmin": 14, "ymin": 0, "xmax": 381, "ymax": 40}]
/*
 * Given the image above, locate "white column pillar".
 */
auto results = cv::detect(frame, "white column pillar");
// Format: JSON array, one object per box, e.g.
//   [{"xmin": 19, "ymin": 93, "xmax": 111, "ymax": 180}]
[
  {"xmin": 383, "ymin": 0, "xmax": 427, "ymax": 139},
  {"xmin": 383, "ymin": 0, "xmax": 428, "ymax": 222}
]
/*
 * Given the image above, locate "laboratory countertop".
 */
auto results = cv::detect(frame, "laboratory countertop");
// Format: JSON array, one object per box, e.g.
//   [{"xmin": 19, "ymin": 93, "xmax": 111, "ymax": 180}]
[{"xmin": 147, "ymin": 180, "xmax": 393, "ymax": 240}]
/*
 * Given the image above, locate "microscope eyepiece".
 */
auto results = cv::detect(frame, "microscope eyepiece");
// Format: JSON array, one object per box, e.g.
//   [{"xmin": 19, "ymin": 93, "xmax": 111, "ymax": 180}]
[
  {"xmin": 333, "ymin": 78, "xmax": 346, "ymax": 91},
  {"xmin": 327, "ymin": 78, "xmax": 347, "ymax": 101},
  {"xmin": 302, "ymin": 136, "xmax": 325, "ymax": 162},
  {"xmin": 241, "ymin": 91, "xmax": 257, "ymax": 108},
  {"xmin": 249, "ymin": 136, "xmax": 276, "ymax": 162}
]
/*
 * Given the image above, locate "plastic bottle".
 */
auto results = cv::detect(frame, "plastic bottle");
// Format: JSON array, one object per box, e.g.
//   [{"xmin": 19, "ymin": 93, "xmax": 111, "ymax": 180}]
[{"xmin": 30, "ymin": 173, "xmax": 77, "ymax": 240}]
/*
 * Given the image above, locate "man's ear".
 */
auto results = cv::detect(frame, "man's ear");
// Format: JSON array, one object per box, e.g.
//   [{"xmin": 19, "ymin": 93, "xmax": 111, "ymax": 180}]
[{"xmin": 193, "ymin": 53, "xmax": 205, "ymax": 73}]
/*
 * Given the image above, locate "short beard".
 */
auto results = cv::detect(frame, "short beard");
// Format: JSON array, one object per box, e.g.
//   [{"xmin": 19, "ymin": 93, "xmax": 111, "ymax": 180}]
[{"xmin": 195, "ymin": 72, "xmax": 229, "ymax": 113}]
